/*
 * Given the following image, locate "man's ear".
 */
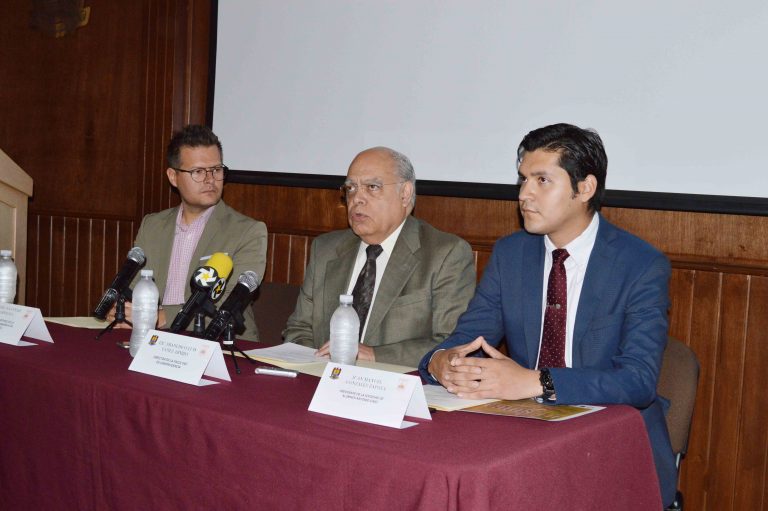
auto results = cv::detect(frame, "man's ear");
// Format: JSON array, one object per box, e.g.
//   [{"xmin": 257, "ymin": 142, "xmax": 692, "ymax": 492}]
[
  {"xmin": 400, "ymin": 181, "xmax": 414, "ymax": 207},
  {"xmin": 577, "ymin": 175, "xmax": 597, "ymax": 204},
  {"xmin": 166, "ymin": 167, "xmax": 178, "ymax": 188}
]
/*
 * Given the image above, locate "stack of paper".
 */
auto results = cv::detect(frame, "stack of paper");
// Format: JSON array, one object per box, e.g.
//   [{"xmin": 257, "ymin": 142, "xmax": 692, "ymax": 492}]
[{"xmin": 243, "ymin": 343, "xmax": 416, "ymax": 377}]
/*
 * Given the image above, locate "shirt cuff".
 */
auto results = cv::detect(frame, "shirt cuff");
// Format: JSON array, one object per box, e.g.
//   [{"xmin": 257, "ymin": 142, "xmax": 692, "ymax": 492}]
[{"xmin": 427, "ymin": 349, "xmax": 446, "ymax": 382}]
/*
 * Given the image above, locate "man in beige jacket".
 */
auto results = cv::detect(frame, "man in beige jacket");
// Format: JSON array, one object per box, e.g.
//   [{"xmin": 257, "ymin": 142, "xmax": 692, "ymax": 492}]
[{"xmin": 108, "ymin": 125, "xmax": 267, "ymax": 340}]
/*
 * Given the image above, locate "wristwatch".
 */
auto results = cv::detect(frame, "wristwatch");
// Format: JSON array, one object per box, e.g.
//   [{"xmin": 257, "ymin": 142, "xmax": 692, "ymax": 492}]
[{"xmin": 536, "ymin": 368, "xmax": 556, "ymax": 403}]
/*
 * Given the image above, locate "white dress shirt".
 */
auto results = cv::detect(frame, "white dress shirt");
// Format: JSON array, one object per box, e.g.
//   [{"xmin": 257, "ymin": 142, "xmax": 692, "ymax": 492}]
[
  {"xmin": 345, "ymin": 219, "xmax": 407, "ymax": 342},
  {"xmin": 536, "ymin": 213, "xmax": 599, "ymax": 368}
]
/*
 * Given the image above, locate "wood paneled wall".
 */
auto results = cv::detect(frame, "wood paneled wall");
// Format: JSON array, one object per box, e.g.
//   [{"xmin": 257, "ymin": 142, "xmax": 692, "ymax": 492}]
[
  {"xmin": 1, "ymin": 0, "xmax": 212, "ymax": 313},
  {"xmin": 3, "ymin": 0, "xmax": 767, "ymax": 508}
]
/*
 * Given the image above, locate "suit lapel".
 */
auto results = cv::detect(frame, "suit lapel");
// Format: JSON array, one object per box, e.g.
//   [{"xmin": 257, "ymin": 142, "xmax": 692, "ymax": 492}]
[
  {"xmin": 572, "ymin": 215, "xmax": 617, "ymax": 366},
  {"xmin": 362, "ymin": 217, "xmax": 420, "ymax": 345},
  {"xmin": 522, "ymin": 236, "xmax": 545, "ymax": 367},
  {"xmin": 323, "ymin": 233, "xmax": 360, "ymax": 332}
]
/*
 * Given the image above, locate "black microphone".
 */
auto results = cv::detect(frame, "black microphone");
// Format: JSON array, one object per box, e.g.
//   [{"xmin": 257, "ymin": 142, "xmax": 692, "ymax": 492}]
[
  {"xmin": 204, "ymin": 271, "xmax": 261, "ymax": 341},
  {"xmin": 93, "ymin": 247, "xmax": 146, "ymax": 320},
  {"xmin": 169, "ymin": 252, "xmax": 233, "ymax": 333}
]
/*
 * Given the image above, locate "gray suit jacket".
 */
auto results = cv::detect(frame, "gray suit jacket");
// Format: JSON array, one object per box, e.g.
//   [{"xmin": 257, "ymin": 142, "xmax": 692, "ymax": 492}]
[
  {"xmin": 133, "ymin": 200, "xmax": 267, "ymax": 341},
  {"xmin": 283, "ymin": 216, "xmax": 476, "ymax": 367}
]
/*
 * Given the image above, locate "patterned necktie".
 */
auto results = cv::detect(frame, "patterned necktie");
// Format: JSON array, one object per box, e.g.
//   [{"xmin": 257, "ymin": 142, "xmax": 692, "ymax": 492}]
[
  {"xmin": 352, "ymin": 244, "xmax": 383, "ymax": 340},
  {"xmin": 539, "ymin": 248, "xmax": 570, "ymax": 368}
]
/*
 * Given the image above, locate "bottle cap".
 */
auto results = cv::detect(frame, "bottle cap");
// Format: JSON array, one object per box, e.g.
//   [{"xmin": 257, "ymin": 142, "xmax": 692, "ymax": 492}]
[
  {"xmin": 140, "ymin": 269, "xmax": 154, "ymax": 277},
  {"xmin": 339, "ymin": 294, "xmax": 353, "ymax": 304},
  {"xmin": 0, "ymin": 250, "xmax": 11, "ymax": 257}
]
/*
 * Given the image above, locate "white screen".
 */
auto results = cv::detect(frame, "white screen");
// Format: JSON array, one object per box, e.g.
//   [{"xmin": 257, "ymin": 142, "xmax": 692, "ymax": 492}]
[{"xmin": 214, "ymin": 1, "xmax": 768, "ymax": 197}]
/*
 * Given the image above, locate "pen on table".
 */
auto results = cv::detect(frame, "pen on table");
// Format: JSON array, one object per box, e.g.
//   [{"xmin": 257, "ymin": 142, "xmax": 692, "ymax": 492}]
[{"xmin": 255, "ymin": 366, "xmax": 298, "ymax": 378}]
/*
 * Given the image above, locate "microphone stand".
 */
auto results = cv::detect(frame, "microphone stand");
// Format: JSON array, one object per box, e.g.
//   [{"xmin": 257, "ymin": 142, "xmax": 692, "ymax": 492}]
[
  {"xmin": 221, "ymin": 321, "xmax": 256, "ymax": 374},
  {"xmin": 193, "ymin": 311, "xmax": 206, "ymax": 337},
  {"xmin": 95, "ymin": 294, "xmax": 132, "ymax": 341}
]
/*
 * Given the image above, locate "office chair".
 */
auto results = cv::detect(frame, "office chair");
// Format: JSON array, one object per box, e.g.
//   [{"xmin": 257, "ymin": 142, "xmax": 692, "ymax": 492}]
[
  {"xmin": 251, "ymin": 281, "xmax": 301, "ymax": 344},
  {"xmin": 657, "ymin": 336, "xmax": 700, "ymax": 511}
]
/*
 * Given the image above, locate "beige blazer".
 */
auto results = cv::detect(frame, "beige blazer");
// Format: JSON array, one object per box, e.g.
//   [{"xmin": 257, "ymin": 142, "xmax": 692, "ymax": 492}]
[{"xmin": 283, "ymin": 216, "xmax": 476, "ymax": 367}]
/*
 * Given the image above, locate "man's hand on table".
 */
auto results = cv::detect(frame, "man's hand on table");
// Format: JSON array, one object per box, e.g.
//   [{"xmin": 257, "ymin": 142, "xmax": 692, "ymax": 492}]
[{"xmin": 429, "ymin": 336, "xmax": 542, "ymax": 400}]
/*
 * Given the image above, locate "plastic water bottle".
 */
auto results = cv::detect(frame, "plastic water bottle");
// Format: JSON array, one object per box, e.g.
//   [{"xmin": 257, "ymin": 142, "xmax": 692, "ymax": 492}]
[
  {"xmin": 129, "ymin": 269, "xmax": 160, "ymax": 357},
  {"xmin": 0, "ymin": 250, "xmax": 18, "ymax": 304},
  {"xmin": 329, "ymin": 294, "xmax": 360, "ymax": 365}
]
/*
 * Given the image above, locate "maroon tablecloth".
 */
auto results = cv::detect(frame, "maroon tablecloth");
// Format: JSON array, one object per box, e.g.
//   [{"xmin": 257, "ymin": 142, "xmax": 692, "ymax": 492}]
[{"xmin": 0, "ymin": 323, "xmax": 662, "ymax": 510}]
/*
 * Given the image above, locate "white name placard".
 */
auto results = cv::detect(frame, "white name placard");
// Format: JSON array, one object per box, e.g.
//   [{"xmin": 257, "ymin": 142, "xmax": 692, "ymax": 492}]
[
  {"xmin": 0, "ymin": 303, "xmax": 53, "ymax": 346},
  {"xmin": 128, "ymin": 329, "xmax": 230, "ymax": 386},
  {"xmin": 308, "ymin": 363, "xmax": 431, "ymax": 429}
]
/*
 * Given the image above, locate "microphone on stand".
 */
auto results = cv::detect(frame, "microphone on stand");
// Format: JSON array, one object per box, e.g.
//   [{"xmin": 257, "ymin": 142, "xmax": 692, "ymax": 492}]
[
  {"xmin": 93, "ymin": 247, "xmax": 146, "ymax": 320},
  {"xmin": 203, "ymin": 271, "xmax": 261, "ymax": 341},
  {"xmin": 169, "ymin": 252, "xmax": 233, "ymax": 333}
]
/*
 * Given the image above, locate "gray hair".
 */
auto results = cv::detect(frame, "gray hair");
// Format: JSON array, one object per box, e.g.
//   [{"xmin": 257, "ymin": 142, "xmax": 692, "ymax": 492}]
[{"xmin": 372, "ymin": 146, "xmax": 416, "ymax": 209}]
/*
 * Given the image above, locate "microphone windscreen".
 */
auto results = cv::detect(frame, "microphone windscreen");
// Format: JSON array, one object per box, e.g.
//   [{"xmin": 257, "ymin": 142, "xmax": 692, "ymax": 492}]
[
  {"xmin": 127, "ymin": 246, "xmax": 146, "ymax": 265},
  {"xmin": 238, "ymin": 270, "xmax": 261, "ymax": 292},
  {"xmin": 207, "ymin": 252, "xmax": 234, "ymax": 280}
]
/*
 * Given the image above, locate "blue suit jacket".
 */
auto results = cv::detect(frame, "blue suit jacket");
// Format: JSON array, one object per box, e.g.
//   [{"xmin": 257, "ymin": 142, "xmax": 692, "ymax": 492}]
[{"xmin": 419, "ymin": 215, "xmax": 677, "ymax": 506}]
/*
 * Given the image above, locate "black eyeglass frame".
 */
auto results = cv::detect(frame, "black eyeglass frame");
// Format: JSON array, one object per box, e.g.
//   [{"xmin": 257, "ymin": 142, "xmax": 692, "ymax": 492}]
[{"xmin": 171, "ymin": 165, "xmax": 229, "ymax": 182}]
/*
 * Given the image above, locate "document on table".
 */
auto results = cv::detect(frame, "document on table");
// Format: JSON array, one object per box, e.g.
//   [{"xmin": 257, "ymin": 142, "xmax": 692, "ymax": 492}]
[
  {"xmin": 423, "ymin": 384, "xmax": 500, "ymax": 411},
  {"xmin": 243, "ymin": 343, "xmax": 416, "ymax": 377},
  {"xmin": 461, "ymin": 399, "xmax": 604, "ymax": 421}
]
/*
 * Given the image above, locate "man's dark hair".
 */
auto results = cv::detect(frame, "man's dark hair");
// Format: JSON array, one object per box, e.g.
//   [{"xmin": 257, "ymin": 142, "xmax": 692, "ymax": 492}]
[
  {"xmin": 517, "ymin": 123, "xmax": 607, "ymax": 212},
  {"xmin": 166, "ymin": 125, "xmax": 223, "ymax": 168}
]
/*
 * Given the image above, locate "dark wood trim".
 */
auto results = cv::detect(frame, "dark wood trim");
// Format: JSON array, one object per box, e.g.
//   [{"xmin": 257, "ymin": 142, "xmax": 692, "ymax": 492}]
[
  {"xmin": 668, "ymin": 255, "xmax": 768, "ymax": 276},
  {"xmin": 226, "ymin": 169, "xmax": 768, "ymax": 216}
]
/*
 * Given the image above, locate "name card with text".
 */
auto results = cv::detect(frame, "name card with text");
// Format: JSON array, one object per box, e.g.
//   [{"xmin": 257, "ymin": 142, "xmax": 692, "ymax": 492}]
[
  {"xmin": 128, "ymin": 330, "xmax": 230, "ymax": 386},
  {"xmin": 308, "ymin": 363, "xmax": 431, "ymax": 429},
  {"xmin": 0, "ymin": 303, "xmax": 53, "ymax": 346}
]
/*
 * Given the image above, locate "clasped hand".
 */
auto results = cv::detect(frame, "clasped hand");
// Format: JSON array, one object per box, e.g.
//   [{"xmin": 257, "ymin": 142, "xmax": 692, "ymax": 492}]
[{"xmin": 428, "ymin": 336, "xmax": 542, "ymax": 400}]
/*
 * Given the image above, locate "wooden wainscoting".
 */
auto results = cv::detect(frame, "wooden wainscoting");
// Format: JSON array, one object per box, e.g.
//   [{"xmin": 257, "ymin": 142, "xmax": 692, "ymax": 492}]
[{"xmin": 26, "ymin": 214, "xmax": 137, "ymax": 317}]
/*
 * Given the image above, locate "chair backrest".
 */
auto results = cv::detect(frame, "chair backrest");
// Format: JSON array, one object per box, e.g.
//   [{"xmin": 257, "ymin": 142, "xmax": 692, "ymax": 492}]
[
  {"xmin": 657, "ymin": 337, "xmax": 700, "ymax": 457},
  {"xmin": 251, "ymin": 281, "xmax": 301, "ymax": 345}
]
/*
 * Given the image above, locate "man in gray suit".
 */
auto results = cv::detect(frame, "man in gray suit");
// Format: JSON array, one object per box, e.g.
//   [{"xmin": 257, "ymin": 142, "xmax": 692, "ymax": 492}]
[
  {"xmin": 107, "ymin": 125, "xmax": 267, "ymax": 340},
  {"xmin": 283, "ymin": 147, "xmax": 475, "ymax": 367}
]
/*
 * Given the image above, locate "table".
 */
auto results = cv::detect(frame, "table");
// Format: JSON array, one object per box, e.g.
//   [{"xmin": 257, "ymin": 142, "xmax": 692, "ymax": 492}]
[{"xmin": 0, "ymin": 323, "xmax": 662, "ymax": 510}]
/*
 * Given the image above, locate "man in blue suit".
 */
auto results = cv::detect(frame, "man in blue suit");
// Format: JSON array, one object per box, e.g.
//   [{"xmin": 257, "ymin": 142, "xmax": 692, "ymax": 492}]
[{"xmin": 419, "ymin": 123, "xmax": 676, "ymax": 507}]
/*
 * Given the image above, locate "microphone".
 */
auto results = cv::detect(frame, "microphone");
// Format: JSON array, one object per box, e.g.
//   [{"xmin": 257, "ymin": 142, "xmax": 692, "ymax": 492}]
[
  {"xmin": 204, "ymin": 271, "xmax": 261, "ymax": 341},
  {"xmin": 169, "ymin": 252, "xmax": 233, "ymax": 333},
  {"xmin": 93, "ymin": 247, "xmax": 146, "ymax": 320}
]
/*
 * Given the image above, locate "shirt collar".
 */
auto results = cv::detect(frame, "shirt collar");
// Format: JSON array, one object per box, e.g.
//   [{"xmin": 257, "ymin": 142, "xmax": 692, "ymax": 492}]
[
  {"xmin": 544, "ymin": 212, "xmax": 599, "ymax": 267},
  {"xmin": 176, "ymin": 202, "xmax": 217, "ymax": 231},
  {"xmin": 360, "ymin": 218, "xmax": 407, "ymax": 257}
]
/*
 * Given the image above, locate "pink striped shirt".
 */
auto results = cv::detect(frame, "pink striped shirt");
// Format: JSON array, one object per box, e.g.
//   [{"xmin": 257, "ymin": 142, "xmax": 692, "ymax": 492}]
[{"xmin": 162, "ymin": 204, "xmax": 217, "ymax": 305}]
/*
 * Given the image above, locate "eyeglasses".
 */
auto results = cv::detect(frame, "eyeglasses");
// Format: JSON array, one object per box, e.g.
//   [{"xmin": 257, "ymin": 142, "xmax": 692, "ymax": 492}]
[
  {"xmin": 172, "ymin": 165, "xmax": 228, "ymax": 182},
  {"xmin": 340, "ymin": 180, "xmax": 404, "ymax": 198}
]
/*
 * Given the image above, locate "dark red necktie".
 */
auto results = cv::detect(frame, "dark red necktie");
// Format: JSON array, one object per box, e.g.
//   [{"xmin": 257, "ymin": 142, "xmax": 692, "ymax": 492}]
[
  {"xmin": 539, "ymin": 248, "xmax": 569, "ymax": 368},
  {"xmin": 352, "ymin": 244, "xmax": 383, "ymax": 340}
]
